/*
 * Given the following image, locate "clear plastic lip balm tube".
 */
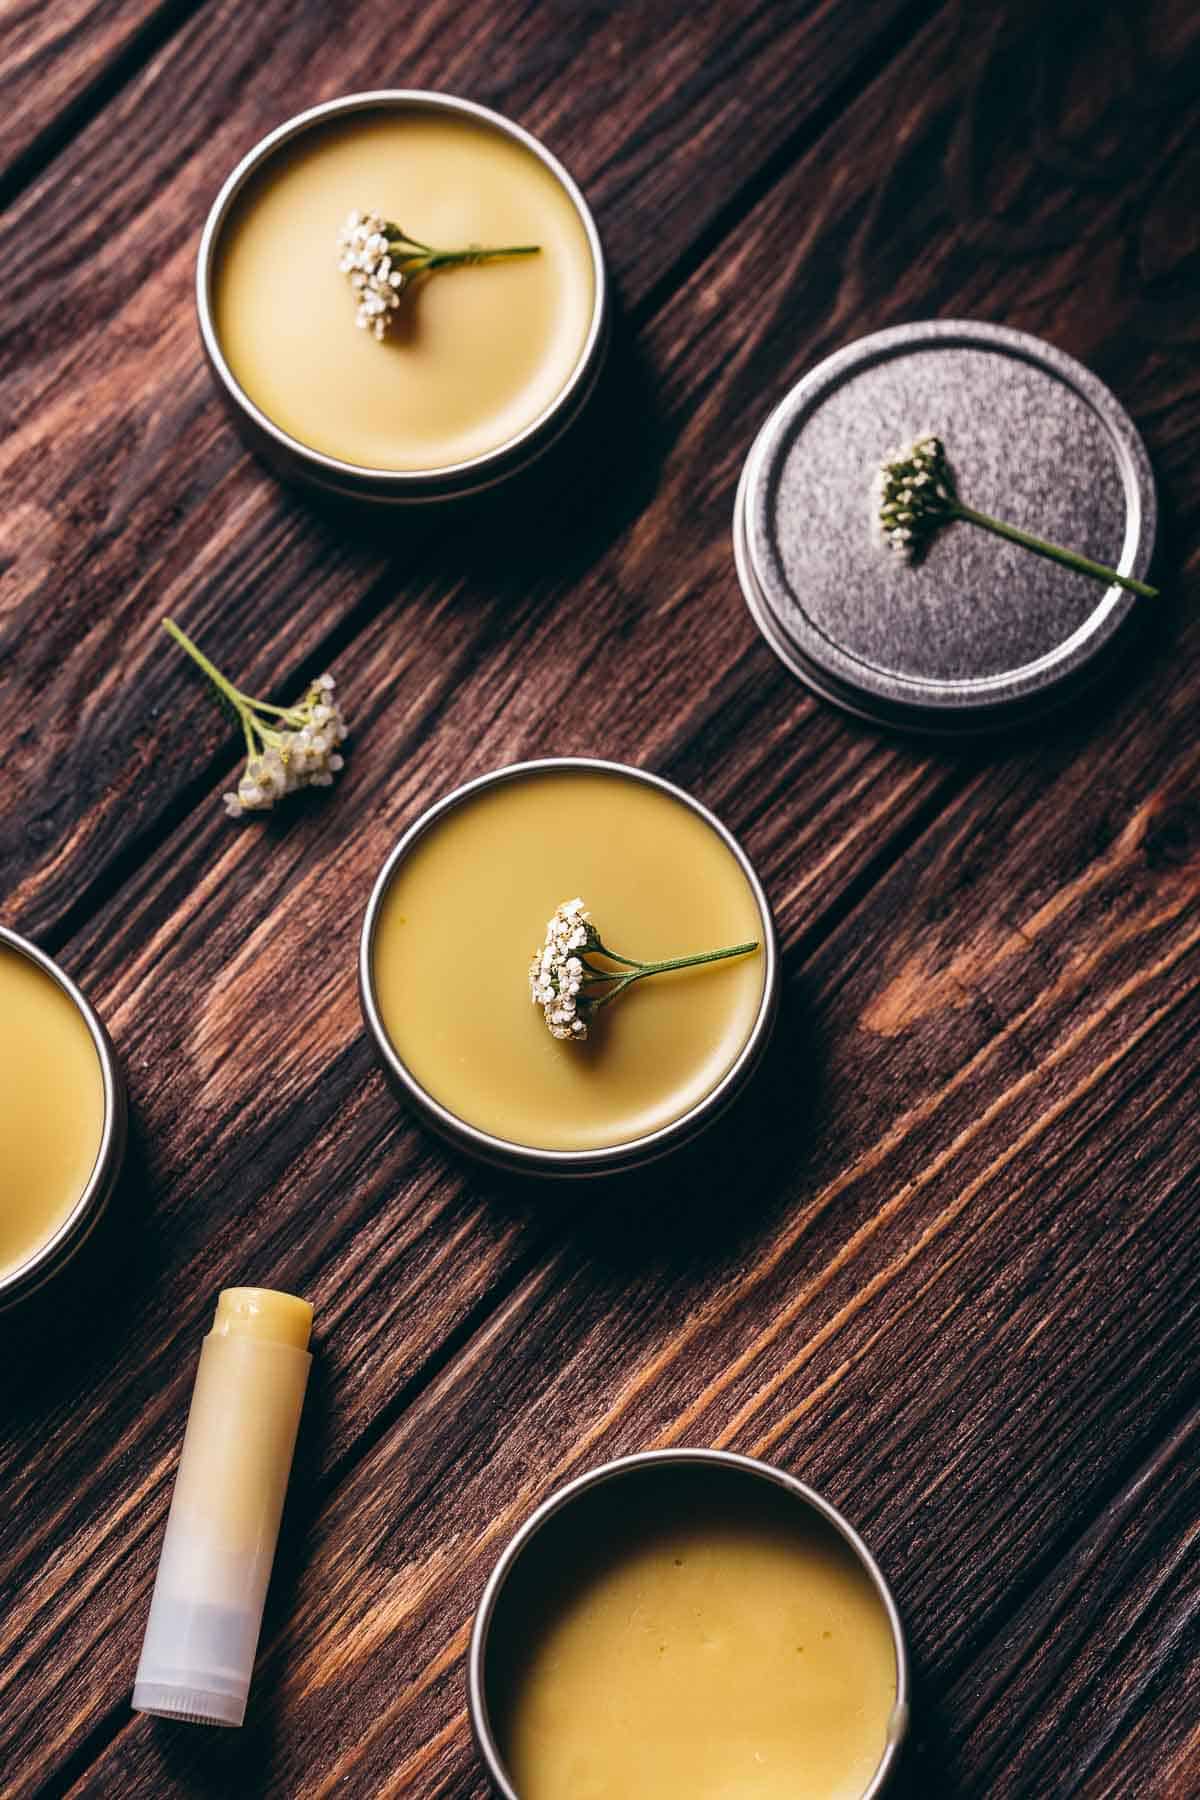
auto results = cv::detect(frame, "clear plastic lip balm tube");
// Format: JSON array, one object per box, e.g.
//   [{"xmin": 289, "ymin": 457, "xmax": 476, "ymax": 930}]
[{"xmin": 133, "ymin": 1287, "xmax": 313, "ymax": 1727}]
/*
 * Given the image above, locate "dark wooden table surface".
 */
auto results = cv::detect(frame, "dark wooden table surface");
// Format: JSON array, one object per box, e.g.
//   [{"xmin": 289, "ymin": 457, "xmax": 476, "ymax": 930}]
[{"xmin": 2, "ymin": 0, "xmax": 1199, "ymax": 1794}]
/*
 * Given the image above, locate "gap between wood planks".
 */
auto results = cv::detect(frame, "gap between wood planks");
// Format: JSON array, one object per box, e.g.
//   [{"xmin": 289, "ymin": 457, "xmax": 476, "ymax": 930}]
[{"xmin": 0, "ymin": 0, "xmax": 213, "ymax": 212}]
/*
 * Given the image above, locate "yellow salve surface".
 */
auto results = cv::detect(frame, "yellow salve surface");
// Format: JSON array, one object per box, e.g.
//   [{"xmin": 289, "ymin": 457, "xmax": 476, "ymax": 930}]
[
  {"xmin": 0, "ymin": 945, "xmax": 105, "ymax": 1280},
  {"xmin": 371, "ymin": 770, "xmax": 767, "ymax": 1152},
  {"xmin": 489, "ymin": 1468, "xmax": 898, "ymax": 1800},
  {"xmin": 214, "ymin": 108, "xmax": 595, "ymax": 471}
]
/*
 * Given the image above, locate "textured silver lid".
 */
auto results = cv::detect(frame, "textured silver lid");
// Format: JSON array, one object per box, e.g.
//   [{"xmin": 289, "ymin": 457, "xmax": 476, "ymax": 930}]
[{"xmin": 733, "ymin": 320, "xmax": 1157, "ymax": 732}]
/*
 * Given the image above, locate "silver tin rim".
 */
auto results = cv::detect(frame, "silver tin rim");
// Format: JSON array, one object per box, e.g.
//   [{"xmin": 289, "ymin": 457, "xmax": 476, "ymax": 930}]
[
  {"xmin": 467, "ymin": 1447, "xmax": 910, "ymax": 1798},
  {"xmin": 733, "ymin": 319, "xmax": 1157, "ymax": 734},
  {"xmin": 359, "ymin": 758, "xmax": 779, "ymax": 1177},
  {"xmin": 196, "ymin": 91, "xmax": 609, "ymax": 504},
  {"xmin": 0, "ymin": 926, "xmax": 127, "ymax": 1309}
]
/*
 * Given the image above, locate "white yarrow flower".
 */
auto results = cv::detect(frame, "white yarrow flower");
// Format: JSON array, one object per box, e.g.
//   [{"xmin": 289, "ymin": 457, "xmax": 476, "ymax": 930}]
[
  {"xmin": 336, "ymin": 211, "xmax": 406, "ymax": 340},
  {"xmin": 164, "ymin": 620, "xmax": 348, "ymax": 822},
  {"xmin": 337, "ymin": 209, "xmax": 542, "ymax": 343},
  {"xmin": 529, "ymin": 897, "xmax": 759, "ymax": 1045},
  {"xmin": 875, "ymin": 434, "xmax": 956, "ymax": 561},
  {"xmin": 870, "ymin": 433, "xmax": 1158, "ymax": 597},
  {"xmin": 529, "ymin": 898, "xmax": 596, "ymax": 1039}
]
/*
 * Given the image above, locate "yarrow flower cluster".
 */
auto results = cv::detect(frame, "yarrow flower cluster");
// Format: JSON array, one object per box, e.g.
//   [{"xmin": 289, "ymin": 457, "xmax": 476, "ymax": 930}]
[
  {"xmin": 224, "ymin": 673, "xmax": 347, "ymax": 817},
  {"xmin": 529, "ymin": 898, "xmax": 759, "ymax": 1045},
  {"xmin": 875, "ymin": 433, "xmax": 955, "ymax": 561},
  {"xmin": 530, "ymin": 898, "xmax": 597, "ymax": 1040},
  {"xmin": 162, "ymin": 619, "xmax": 348, "ymax": 820},
  {"xmin": 336, "ymin": 209, "xmax": 542, "ymax": 342},
  {"xmin": 336, "ymin": 212, "xmax": 406, "ymax": 338},
  {"xmin": 873, "ymin": 433, "xmax": 1157, "ymax": 596}
]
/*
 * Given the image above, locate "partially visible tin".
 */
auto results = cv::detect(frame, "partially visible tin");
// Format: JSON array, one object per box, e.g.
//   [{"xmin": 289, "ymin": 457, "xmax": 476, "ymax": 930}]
[
  {"xmin": 0, "ymin": 926, "xmax": 127, "ymax": 1310},
  {"xmin": 467, "ymin": 1447, "xmax": 910, "ymax": 1798},
  {"xmin": 734, "ymin": 319, "xmax": 1157, "ymax": 733},
  {"xmin": 196, "ymin": 91, "xmax": 608, "ymax": 505},
  {"xmin": 358, "ymin": 758, "xmax": 779, "ymax": 1178}
]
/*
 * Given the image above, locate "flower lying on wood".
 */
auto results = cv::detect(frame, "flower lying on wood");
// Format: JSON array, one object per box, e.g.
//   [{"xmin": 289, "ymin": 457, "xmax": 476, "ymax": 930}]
[
  {"xmin": 162, "ymin": 618, "xmax": 347, "ymax": 818},
  {"xmin": 875, "ymin": 433, "xmax": 1157, "ymax": 597},
  {"xmin": 337, "ymin": 210, "xmax": 540, "ymax": 340},
  {"xmin": 530, "ymin": 898, "xmax": 758, "ymax": 1042}
]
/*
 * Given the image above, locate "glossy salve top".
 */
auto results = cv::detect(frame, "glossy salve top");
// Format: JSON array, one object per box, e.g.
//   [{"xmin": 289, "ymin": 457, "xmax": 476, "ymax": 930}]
[
  {"xmin": 365, "ymin": 764, "xmax": 773, "ymax": 1158},
  {"xmin": 472, "ymin": 1453, "xmax": 908, "ymax": 1800},
  {"xmin": 209, "ymin": 97, "xmax": 598, "ymax": 475},
  {"xmin": 0, "ymin": 940, "xmax": 105, "ymax": 1285}
]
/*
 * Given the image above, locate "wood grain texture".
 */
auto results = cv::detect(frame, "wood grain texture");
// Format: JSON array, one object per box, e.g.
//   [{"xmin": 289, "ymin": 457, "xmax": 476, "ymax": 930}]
[
  {"xmin": 58, "ymin": 969, "xmax": 1200, "ymax": 1797},
  {"xmin": 2, "ymin": 0, "xmax": 1199, "ymax": 1796},
  {"xmin": 0, "ymin": 0, "xmax": 927, "ymax": 944},
  {"xmin": 933, "ymin": 1406, "xmax": 1200, "ymax": 1797},
  {"xmin": 0, "ymin": 0, "xmax": 201, "ymax": 194}
]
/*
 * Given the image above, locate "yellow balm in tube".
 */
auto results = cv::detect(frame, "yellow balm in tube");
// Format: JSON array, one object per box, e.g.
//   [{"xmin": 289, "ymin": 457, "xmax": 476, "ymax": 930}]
[{"xmin": 133, "ymin": 1288, "xmax": 313, "ymax": 1727}]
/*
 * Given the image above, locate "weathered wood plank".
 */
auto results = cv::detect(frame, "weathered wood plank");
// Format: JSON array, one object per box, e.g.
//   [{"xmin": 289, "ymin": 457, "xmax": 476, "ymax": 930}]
[
  {"xmin": 926, "ymin": 1405, "xmax": 1200, "ymax": 1797},
  {"xmin": 3, "ymin": 1, "xmax": 1199, "ymax": 1793},
  {"xmin": 0, "ymin": 0, "xmax": 927, "ymax": 942},
  {"xmin": 63, "ymin": 980, "xmax": 1200, "ymax": 1796},
  {"xmin": 0, "ymin": 0, "xmax": 200, "ymax": 194}
]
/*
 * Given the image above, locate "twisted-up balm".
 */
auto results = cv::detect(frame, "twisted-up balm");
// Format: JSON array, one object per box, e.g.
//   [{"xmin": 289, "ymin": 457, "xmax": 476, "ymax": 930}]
[{"xmin": 133, "ymin": 1288, "xmax": 314, "ymax": 1727}]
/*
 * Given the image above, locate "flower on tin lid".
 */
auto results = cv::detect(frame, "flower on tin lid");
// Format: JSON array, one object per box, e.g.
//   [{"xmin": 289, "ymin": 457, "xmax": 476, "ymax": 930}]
[
  {"xmin": 529, "ymin": 898, "xmax": 759, "ymax": 1044},
  {"xmin": 161, "ymin": 619, "xmax": 348, "ymax": 820},
  {"xmin": 873, "ymin": 433, "xmax": 1158, "ymax": 596},
  {"xmin": 875, "ymin": 433, "xmax": 956, "ymax": 561},
  {"xmin": 337, "ymin": 209, "xmax": 541, "ymax": 341}
]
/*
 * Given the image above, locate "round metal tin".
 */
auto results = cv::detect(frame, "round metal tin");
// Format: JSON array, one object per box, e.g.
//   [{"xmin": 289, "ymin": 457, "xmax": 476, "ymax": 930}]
[
  {"xmin": 734, "ymin": 320, "xmax": 1157, "ymax": 733},
  {"xmin": 468, "ymin": 1447, "xmax": 910, "ymax": 1797},
  {"xmin": 358, "ymin": 758, "xmax": 779, "ymax": 1177},
  {"xmin": 196, "ymin": 92, "xmax": 609, "ymax": 505},
  {"xmin": 0, "ymin": 926, "xmax": 127, "ymax": 1311}
]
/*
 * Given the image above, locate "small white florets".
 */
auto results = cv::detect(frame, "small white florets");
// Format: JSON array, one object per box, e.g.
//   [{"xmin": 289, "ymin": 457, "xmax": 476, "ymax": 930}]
[
  {"xmin": 337, "ymin": 211, "xmax": 405, "ymax": 340},
  {"xmin": 530, "ymin": 898, "xmax": 597, "ymax": 1041},
  {"xmin": 875, "ymin": 433, "xmax": 955, "ymax": 560},
  {"xmin": 223, "ymin": 672, "xmax": 348, "ymax": 818}
]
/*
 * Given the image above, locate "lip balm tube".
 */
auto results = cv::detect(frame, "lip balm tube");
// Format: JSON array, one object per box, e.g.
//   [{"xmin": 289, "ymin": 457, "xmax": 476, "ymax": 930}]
[{"xmin": 132, "ymin": 1286, "xmax": 313, "ymax": 1726}]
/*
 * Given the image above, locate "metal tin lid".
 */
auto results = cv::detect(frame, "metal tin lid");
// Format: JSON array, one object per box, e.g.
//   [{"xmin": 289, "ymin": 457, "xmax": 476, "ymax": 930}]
[{"xmin": 733, "ymin": 320, "xmax": 1157, "ymax": 732}]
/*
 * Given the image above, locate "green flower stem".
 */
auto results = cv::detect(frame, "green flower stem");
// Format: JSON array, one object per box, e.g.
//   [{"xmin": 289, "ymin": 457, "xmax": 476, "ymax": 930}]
[
  {"xmin": 163, "ymin": 618, "xmax": 300, "ymax": 751},
  {"xmin": 385, "ymin": 229, "xmax": 540, "ymax": 274},
  {"xmin": 162, "ymin": 617, "xmax": 250, "ymax": 708},
  {"xmin": 950, "ymin": 502, "xmax": 1158, "ymax": 598},
  {"xmin": 586, "ymin": 938, "xmax": 759, "ymax": 1010}
]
